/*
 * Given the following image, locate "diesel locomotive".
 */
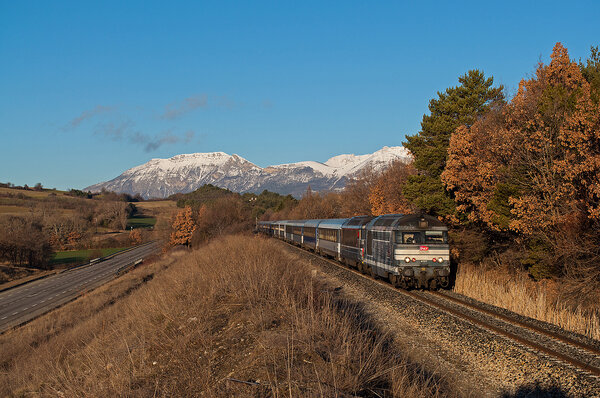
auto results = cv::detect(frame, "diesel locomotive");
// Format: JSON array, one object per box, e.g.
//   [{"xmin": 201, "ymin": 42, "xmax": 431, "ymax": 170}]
[{"xmin": 257, "ymin": 214, "xmax": 450, "ymax": 290}]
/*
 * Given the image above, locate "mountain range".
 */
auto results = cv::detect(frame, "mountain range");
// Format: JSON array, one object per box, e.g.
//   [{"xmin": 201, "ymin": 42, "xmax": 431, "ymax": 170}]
[{"xmin": 85, "ymin": 146, "xmax": 411, "ymax": 199}]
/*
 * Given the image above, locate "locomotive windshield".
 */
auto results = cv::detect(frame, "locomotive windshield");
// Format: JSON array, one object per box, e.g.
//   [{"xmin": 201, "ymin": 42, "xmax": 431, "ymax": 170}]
[{"xmin": 396, "ymin": 231, "xmax": 447, "ymax": 244}]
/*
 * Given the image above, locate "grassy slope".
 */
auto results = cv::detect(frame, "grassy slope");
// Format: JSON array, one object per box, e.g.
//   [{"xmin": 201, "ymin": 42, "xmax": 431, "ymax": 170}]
[
  {"xmin": 0, "ymin": 187, "xmax": 67, "ymax": 198},
  {"xmin": 126, "ymin": 216, "xmax": 156, "ymax": 229},
  {"xmin": 133, "ymin": 200, "xmax": 177, "ymax": 229},
  {"xmin": 0, "ymin": 205, "xmax": 29, "ymax": 215},
  {"xmin": 0, "ymin": 188, "xmax": 72, "ymax": 216},
  {"xmin": 0, "ymin": 235, "xmax": 450, "ymax": 397}
]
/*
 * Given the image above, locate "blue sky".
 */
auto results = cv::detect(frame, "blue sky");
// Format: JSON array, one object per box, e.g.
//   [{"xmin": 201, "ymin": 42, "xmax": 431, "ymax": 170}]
[{"xmin": 1, "ymin": 1, "xmax": 599, "ymax": 190}]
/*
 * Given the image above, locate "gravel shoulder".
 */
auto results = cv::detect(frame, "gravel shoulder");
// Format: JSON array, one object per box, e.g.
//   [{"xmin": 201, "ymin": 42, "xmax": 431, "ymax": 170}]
[{"xmin": 277, "ymin": 241, "xmax": 600, "ymax": 398}]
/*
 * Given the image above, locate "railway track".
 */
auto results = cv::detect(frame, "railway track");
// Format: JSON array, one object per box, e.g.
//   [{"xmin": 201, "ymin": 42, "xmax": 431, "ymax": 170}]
[{"xmin": 282, "ymin": 241, "xmax": 600, "ymax": 379}]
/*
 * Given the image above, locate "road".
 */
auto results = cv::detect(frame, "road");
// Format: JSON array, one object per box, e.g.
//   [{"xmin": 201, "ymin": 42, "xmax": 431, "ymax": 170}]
[{"xmin": 0, "ymin": 242, "xmax": 160, "ymax": 333}]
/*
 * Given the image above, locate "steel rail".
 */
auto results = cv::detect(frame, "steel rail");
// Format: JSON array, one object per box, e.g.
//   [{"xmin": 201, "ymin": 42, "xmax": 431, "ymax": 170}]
[
  {"xmin": 279, "ymin": 240, "xmax": 600, "ymax": 378},
  {"xmin": 430, "ymin": 290, "xmax": 600, "ymax": 357}
]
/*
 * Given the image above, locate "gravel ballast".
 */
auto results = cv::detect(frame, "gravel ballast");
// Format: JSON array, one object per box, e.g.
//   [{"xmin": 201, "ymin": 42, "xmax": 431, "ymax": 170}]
[{"xmin": 278, "ymin": 241, "xmax": 600, "ymax": 398}]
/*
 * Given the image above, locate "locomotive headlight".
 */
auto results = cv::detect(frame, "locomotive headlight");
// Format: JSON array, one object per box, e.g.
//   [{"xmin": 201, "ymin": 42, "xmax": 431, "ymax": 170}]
[
  {"xmin": 438, "ymin": 257, "xmax": 444, "ymax": 263},
  {"xmin": 404, "ymin": 257, "xmax": 411, "ymax": 263}
]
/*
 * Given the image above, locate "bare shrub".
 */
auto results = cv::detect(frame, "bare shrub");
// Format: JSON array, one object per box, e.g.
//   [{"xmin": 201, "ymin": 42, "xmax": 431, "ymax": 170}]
[{"xmin": 0, "ymin": 215, "xmax": 52, "ymax": 268}]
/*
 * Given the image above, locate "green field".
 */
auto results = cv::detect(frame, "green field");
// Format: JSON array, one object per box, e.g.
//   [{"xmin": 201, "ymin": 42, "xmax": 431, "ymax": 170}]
[
  {"xmin": 50, "ymin": 247, "xmax": 126, "ymax": 266},
  {"xmin": 126, "ymin": 216, "xmax": 156, "ymax": 229}
]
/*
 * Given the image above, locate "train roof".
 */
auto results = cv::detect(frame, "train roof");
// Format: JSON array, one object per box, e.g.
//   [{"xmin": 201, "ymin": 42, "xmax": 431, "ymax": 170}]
[
  {"xmin": 316, "ymin": 218, "xmax": 348, "ymax": 229},
  {"xmin": 303, "ymin": 219, "xmax": 323, "ymax": 228},
  {"xmin": 342, "ymin": 215, "xmax": 373, "ymax": 228},
  {"xmin": 264, "ymin": 214, "xmax": 447, "ymax": 230},
  {"xmin": 367, "ymin": 214, "xmax": 446, "ymax": 230}
]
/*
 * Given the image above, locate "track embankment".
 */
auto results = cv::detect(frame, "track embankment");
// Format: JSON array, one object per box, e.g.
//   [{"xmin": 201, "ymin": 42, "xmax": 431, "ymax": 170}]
[{"xmin": 277, "ymin": 240, "xmax": 600, "ymax": 397}]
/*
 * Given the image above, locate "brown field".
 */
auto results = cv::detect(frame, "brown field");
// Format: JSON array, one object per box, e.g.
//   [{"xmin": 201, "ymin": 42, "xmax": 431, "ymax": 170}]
[
  {"xmin": 134, "ymin": 200, "xmax": 178, "ymax": 221},
  {"xmin": 0, "ymin": 205, "xmax": 76, "ymax": 217},
  {"xmin": 0, "ymin": 235, "xmax": 449, "ymax": 397},
  {"xmin": 454, "ymin": 263, "xmax": 600, "ymax": 341},
  {"xmin": 0, "ymin": 187, "xmax": 67, "ymax": 198},
  {"xmin": 0, "ymin": 205, "xmax": 29, "ymax": 215},
  {"xmin": 134, "ymin": 200, "xmax": 177, "ymax": 210}
]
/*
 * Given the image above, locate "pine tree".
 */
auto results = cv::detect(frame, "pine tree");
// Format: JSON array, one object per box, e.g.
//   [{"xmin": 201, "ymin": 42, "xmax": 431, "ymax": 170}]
[
  {"xmin": 580, "ymin": 45, "xmax": 600, "ymax": 103},
  {"xmin": 403, "ymin": 70, "xmax": 504, "ymax": 216}
]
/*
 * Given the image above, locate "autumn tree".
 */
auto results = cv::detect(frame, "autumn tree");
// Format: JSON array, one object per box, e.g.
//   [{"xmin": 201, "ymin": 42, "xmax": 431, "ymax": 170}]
[
  {"xmin": 403, "ymin": 70, "xmax": 504, "ymax": 216},
  {"xmin": 45, "ymin": 215, "xmax": 87, "ymax": 250},
  {"xmin": 94, "ymin": 201, "xmax": 128, "ymax": 230},
  {"xmin": 288, "ymin": 188, "xmax": 342, "ymax": 220},
  {"xmin": 443, "ymin": 43, "xmax": 600, "ymax": 281},
  {"xmin": 339, "ymin": 168, "xmax": 376, "ymax": 217},
  {"xmin": 368, "ymin": 160, "xmax": 416, "ymax": 216},
  {"xmin": 192, "ymin": 196, "xmax": 250, "ymax": 245},
  {"xmin": 169, "ymin": 206, "xmax": 196, "ymax": 247},
  {"xmin": 129, "ymin": 228, "xmax": 143, "ymax": 245}
]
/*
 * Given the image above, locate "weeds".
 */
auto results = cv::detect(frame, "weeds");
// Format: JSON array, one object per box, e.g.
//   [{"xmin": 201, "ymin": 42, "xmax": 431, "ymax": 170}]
[{"xmin": 454, "ymin": 262, "xmax": 600, "ymax": 341}]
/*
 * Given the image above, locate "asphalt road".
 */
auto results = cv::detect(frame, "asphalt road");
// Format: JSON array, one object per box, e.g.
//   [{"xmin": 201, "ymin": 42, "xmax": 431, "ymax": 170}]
[{"xmin": 0, "ymin": 242, "xmax": 160, "ymax": 333}]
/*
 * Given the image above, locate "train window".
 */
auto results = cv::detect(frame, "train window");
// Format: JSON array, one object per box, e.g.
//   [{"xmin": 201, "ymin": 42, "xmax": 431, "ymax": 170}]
[
  {"xmin": 367, "ymin": 231, "xmax": 373, "ymax": 255},
  {"xmin": 304, "ymin": 228, "xmax": 315, "ymax": 238},
  {"xmin": 397, "ymin": 232, "xmax": 423, "ymax": 244},
  {"xmin": 341, "ymin": 229, "xmax": 358, "ymax": 247},
  {"xmin": 318, "ymin": 228, "xmax": 338, "ymax": 242},
  {"xmin": 373, "ymin": 231, "xmax": 390, "ymax": 241},
  {"xmin": 425, "ymin": 231, "xmax": 448, "ymax": 243},
  {"xmin": 395, "ymin": 231, "xmax": 448, "ymax": 244}
]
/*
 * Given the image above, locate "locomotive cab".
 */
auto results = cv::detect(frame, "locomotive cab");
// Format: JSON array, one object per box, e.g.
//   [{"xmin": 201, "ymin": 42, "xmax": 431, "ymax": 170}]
[
  {"xmin": 362, "ymin": 214, "xmax": 450, "ymax": 290},
  {"xmin": 394, "ymin": 227, "xmax": 450, "ymax": 289}
]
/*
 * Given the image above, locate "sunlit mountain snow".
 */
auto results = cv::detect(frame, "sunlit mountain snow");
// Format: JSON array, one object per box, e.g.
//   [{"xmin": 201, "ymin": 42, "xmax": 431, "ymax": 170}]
[{"xmin": 85, "ymin": 146, "xmax": 411, "ymax": 199}]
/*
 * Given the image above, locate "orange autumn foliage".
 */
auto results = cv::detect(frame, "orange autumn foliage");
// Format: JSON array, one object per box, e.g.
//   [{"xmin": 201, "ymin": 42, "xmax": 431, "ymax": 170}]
[
  {"xmin": 368, "ymin": 161, "xmax": 415, "ymax": 216},
  {"xmin": 129, "ymin": 229, "xmax": 143, "ymax": 245},
  {"xmin": 169, "ymin": 206, "xmax": 196, "ymax": 247},
  {"xmin": 340, "ymin": 169, "xmax": 376, "ymax": 217},
  {"xmin": 443, "ymin": 43, "xmax": 600, "ymax": 236}
]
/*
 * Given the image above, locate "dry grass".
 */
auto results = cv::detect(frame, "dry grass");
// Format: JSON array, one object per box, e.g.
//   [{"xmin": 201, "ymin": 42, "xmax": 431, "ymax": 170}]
[
  {"xmin": 0, "ymin": 188, "xmax": 66, "ymax": 198},
  {"xmin": 135, "ymin": 200, "xmax": 178, "ymax": 233},
  {"xmin": 134, "ymin": 200, "xmax": 177, "ymax": 210},
  {"xmin": 0, "ymin": 204, "xmax": 75, "ymax": 217},
  {"xmin": 1, "ymin": 235, "xmax": 450, "ymax": 397},
  {"xmin": 454, "ymin": 263, "xmax": 600, "ymax": 341},
  {"xmin": 0, "ymin": 205, "xmax": 29, "ymax": 215}
]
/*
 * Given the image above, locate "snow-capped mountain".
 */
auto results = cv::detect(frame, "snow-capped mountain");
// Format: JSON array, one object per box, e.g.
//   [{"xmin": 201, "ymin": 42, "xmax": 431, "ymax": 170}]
[{"xmin": 84, "ymin": 146, "xmax": 411, "ymax": 199}]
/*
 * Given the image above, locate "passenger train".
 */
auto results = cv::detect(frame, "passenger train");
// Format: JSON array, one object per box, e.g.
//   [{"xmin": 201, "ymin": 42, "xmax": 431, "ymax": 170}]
[{"xmin": 257, "ymin": 214, "xmax": 450, "ymax": 290}]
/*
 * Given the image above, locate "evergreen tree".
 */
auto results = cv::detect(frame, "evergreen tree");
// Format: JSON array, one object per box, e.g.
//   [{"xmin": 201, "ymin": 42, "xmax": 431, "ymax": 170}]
[
  {"xmin": 580, "ymin": 45, "xmax": 600, "ymax": 103},
  {"xmin": 403, "ymin": 70, "xmax": 504, "ymax": 216}
]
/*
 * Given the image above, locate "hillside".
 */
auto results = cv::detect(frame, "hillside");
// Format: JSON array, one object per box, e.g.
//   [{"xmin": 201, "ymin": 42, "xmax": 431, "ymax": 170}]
[{"xmin": 0, "ymin": 235, "xmax": 448, "ymax": 397}]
